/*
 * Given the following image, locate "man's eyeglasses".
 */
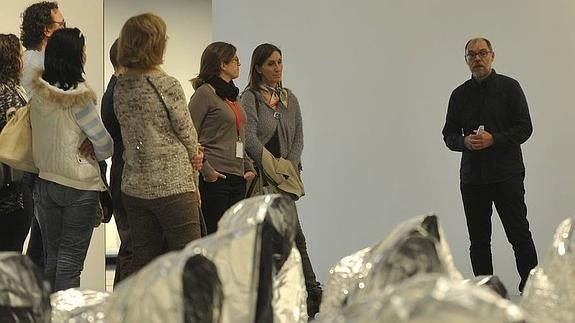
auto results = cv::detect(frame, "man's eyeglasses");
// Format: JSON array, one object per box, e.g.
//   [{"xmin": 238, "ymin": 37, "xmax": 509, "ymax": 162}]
[
  {"xmin": 52, "ymin": 20, "xmax": 66, "ymax": 28},
  {"xmin": 465, "ymin": 50, "xmax": 492, "ymax": 59}
]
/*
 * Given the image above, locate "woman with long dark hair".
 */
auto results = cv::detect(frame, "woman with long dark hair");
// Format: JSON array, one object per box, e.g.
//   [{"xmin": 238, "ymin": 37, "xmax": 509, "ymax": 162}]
[
  {"xmin": 188, "ymin": 42, "xmax": 255, "ymax": 234},
  {"xmin": 0, "ymin": 33, "xmax": 29, "ymax": 252},
  {"xmin": 241, "ymin": 43, "xmax": 322, "ymax": 318},
  {"xmin": 30, "ymin": 27, "xmax": 113, "ymax": 291}
]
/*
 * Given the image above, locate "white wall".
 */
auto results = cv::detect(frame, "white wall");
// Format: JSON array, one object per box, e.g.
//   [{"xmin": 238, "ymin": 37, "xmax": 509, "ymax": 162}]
[
  {"xmin": 103, "ymin": 0, "xmax": 212, "ymax": 100},
  {"xmin": 213, "ymin": 0, "xmax": 575, "ymax": 292},
  {"xmin": 2, "ymin": 0, "xmax": 105, "ymax": 290}
]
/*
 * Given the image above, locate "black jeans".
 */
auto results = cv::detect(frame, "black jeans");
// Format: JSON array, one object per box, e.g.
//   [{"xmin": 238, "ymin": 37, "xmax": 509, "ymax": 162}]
[
  {"xmin": 122, "ymin": 191, "xmax": 201, "ymax": 276},
  {"xmin": 0, "ymin": 196, "xmax": 29, "ymax": 252},
  {"xmin": 21, "ymin": 172, "xmax": 44, "ymax": 269},
  {"xmin": 199, "ymin": 173, "xmax": 246, "ymax": 234},
  {"xmin": 113, "ymin": 206, "xmax": 132, "ymax": 286},
  {"xmin": 293, "ymin": 208, "xmax": 322, "ymax": 317},
  {"xmin": 460, "ymin": 172, "xmax": 538, "ymax": 292}
]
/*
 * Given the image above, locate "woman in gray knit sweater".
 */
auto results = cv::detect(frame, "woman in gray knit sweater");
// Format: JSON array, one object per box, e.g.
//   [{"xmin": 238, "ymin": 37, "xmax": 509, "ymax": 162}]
[
  {"xmin": 114, "ymin": 13, "xmax": 204, "ymax": 276},
  {"xmin": 240, "ymin": 43, "xmax": 322, "ymax": 318}
]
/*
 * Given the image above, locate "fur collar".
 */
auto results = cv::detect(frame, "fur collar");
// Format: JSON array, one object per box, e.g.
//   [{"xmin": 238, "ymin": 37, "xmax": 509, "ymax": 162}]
[{"xmin": 31, "ymin": 70, "xmax": 97, "ymax": 109}]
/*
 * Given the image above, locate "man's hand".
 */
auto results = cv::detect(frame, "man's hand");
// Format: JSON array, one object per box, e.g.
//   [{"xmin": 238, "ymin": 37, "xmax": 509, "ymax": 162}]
[
  {"xmin": 79, "ymin": 138, "xmax": 95, "ymax": 159},
  {"xmin": 465, "ymin": 130, "xmax": 494, "ymax": 151}
]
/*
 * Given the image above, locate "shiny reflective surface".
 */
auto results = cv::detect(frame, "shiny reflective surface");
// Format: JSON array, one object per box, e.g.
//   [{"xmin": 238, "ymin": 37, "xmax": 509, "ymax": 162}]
[
  {"xmin": 50, "ymin": 288, "xmax": 110, "ymax": 323},
  {"xmin": 520, "ymin": 217, "xmax": 575, "ymax": 323},
  {"xmin": 321, "ymin": 214, "xmax": 462, "ymax": 314},
  {"xmin": 0, "ymin": 252, "xmax": 51, "ymax": 323},
  {"xmin": 318, "ymin": 274, "xmax": 525, "ymax": 323},
  {"xmin": 103, "ymin": 194, "xmax": 306, "ymax": 323}
]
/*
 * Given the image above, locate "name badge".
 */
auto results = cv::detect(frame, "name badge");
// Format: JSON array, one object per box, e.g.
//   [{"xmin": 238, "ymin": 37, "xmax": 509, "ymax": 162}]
[{"xmin": 236, "ymin": 140, "xmax": 244, "ymax": 159}]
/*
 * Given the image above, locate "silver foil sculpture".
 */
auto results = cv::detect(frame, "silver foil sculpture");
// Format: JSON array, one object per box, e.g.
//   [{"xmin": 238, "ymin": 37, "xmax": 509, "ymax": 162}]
[
  {"xmin": 103, "ymin": 194, "xmax": 306, "ymax": 323},
  {"xmin": 321, "ymin": 214, "xmax": 462, "ymax": 314},
  {"xmin": 520, "ymin": 217, "xmax": 575, "ymax": 323},
  {"xmin": 463, "ymin": 275, "xmax": 508, "ymax": 299},
  {"xmin": 50, "ymin": 288, "xmax": 110, "ymax": 322},
  {"xmin": 318, "ymin": 274, "xmax": 525, "ymax": 323},
  {"xmin": 0, "ymin": 252, "xmax": 51, "ymax": 323}
]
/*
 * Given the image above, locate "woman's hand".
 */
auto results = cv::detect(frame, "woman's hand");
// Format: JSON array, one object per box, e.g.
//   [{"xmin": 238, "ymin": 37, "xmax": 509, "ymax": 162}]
[
  {"xmin": 79, "ymin": 138, "xmax": 95, "ymax": 160},
  {"xmin": 195, "ymin": 189, "xmax": 201, "ymax": 207},
  {"xmin": 204, "ymin": 170, "xmax": 226, "ymax": 182},
  {"xmin": 192, "ymin": 145, "xmax": 204, "ymax": 170},
  {"xmin": 244, "ymin": 171, "xmax": 256, "ymax": 182}
]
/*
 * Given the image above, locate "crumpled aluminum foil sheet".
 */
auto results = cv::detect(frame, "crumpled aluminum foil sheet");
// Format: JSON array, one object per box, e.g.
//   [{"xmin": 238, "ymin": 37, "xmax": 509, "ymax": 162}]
[
  {"xmin": 50, "ymin": 288, "xmax": 110, "ymax": 322},
  {"xmin": 317, "ymin": 274, "xmax": 525, "ymax": 323},
  {"xmin": 321, "ymin": 214, "xmax": 462, "ymax": 314},
  {"xmin": 103, "ymin": 194, "xmax": 306, "ymax": 323},
  {"xmin": 0, "ymin": 252, "xmax": 51, "ymax": 323},
  {"xmin": 271, "ymin": 247, "xmax": 307, "ymax": 322},
  {"xmin": 463, "ymin": 275, "xmax": 508, "ymax": 299},
  {"xmin": 520, "ymin": 217, "xmax": 575, "ymax": 323}
]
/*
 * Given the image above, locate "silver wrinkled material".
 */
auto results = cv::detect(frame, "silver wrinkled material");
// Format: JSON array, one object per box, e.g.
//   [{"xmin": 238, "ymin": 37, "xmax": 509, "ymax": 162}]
[
  {"xmin": 104, "ymin": 194, "xmax": 306, "ymax": 323},
  {"xmin": 0, "ymin": 252, "xmax": 51, "ymax": 323},
  {"xmin": 321, "ymin": 214, "xmax": 462, "ymax": 314},
  {"xmin": 520, "ymin": 217, "xmax": 575, "ymax": 323},
  {"xmin": 50, "ymin": 288, "xmax": 110, "ymax": 323},
  {"xmin": 104, "ymin": 243, "xmax": 224, "ymax": 323},
  {"xmin": 218, "ymin": 194, "xmax": 307, "ymax": 323},
  {"xmin": 271, "ymin": 247, "xmax": 307, "ymax": 322},
  {"xmin": 318, "ymin": 274, "xmax": 525, "ymax": 323},
  {"xmin": 463, "ymin": 275, "xmax": 508, "ymax": 299}
]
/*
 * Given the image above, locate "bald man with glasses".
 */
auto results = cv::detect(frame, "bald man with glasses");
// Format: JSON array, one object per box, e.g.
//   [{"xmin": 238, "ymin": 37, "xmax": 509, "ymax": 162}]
[{"xmin": 442, "ymin": 37, "xmax": 538, "ymax": 293}]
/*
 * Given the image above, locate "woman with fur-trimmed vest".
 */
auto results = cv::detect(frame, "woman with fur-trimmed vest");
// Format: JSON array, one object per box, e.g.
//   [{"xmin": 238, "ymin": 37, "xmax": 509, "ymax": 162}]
[{"xmin": 29, "ymin": 28, "xmax": 112, "ymax": 292}]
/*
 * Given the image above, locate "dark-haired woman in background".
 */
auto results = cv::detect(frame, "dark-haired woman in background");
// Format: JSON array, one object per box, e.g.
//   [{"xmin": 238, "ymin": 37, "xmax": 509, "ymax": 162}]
[
  {"xmin": 241, "ymin": 43, "xmax": 322, "ymax": 318},
  {"xmin": 188, "ymin": 42, "xmax": 255, "ymax": 234},
  {"xmin": 30, "ymin": 28, "xmax": 113, "ymax": 291},
  {"xmin": 0, "ymin": 33, "xmax": 30, "ymax": 252}
]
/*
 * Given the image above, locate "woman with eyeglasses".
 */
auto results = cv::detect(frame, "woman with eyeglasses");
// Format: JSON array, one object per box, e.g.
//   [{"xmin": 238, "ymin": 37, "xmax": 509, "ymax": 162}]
[
  {"xmin": 0, "ymin": 34, "xmax": 30, "ymax": 253},
  {"xmin": 188, "ymin": 42, "xmax": 255, "ymax": 234},
  {"xmin": 29, "ymin": 28, "xmax": 113, "ymax": 291},
  {"xmin": 241, "ymin": 43, "xmax": 322, "ymax": 318}
]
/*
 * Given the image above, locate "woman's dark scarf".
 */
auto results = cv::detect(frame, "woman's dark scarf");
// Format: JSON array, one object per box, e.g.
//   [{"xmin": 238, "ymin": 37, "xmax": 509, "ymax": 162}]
[{"xmin": 207, "ymin": 76, "xmax": 239, "ymax": 101}]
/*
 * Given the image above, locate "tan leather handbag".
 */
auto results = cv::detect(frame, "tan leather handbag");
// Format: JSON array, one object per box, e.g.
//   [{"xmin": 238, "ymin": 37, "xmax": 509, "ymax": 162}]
[{"xmin": 0, "ymin": 104, "xmax": 38, "ymax": 173}]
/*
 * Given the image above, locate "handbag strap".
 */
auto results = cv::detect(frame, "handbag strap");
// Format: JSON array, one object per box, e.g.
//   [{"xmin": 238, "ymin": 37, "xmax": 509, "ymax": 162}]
[
  {"xmin": 146, "ymin": 76, "xmax": 170, "ymax": 116},
  {"xmin": 250, "ymin": 89, "xmax": 260, "ymax": 112},
  {"xmin": 15, "ymin": 85, "xmax": 29, "ymax": 104},
  {"xmin": 0, "ymin": 164, "xmax": 10, "ymax": 189}
]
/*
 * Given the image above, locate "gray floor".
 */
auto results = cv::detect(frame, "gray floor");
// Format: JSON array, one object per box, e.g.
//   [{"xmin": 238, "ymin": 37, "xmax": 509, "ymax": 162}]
[
  {"xmin": 105, "ymin": 266, "xmax": 115, "ymax": 292},
  {"xmin": 508, "ymin": 294, "xmax": 521, "ymax": 304}
]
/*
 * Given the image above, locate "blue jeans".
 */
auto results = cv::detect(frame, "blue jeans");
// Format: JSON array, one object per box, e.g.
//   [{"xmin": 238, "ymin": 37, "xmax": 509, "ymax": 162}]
[{"xmin": 34, "ymin": 178, "xmax": 98, "ymax": 292}]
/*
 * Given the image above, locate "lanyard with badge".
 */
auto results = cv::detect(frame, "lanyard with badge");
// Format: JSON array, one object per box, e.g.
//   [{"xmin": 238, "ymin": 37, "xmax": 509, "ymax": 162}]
[{"xmin": 224, "ymin": 99, "xmax": 244, "ymax": 158}]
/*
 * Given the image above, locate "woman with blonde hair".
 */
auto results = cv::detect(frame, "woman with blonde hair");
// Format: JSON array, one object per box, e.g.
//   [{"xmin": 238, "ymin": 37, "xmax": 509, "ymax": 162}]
[
  {"xmin": 241, "ymin": 43, "xmax": 322, "ymax": 317},
  {"xmin": 114, "ymin": 13, "xmax": 203, "ymax": 275},
  {"xmin": 188, "ymin": 42, "xmax": 255, "ymax": 234}
]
